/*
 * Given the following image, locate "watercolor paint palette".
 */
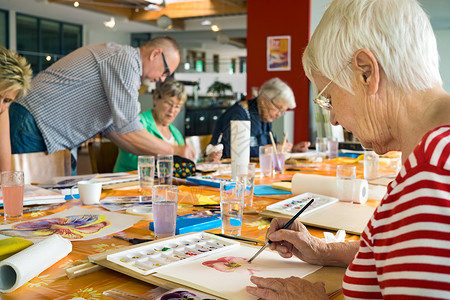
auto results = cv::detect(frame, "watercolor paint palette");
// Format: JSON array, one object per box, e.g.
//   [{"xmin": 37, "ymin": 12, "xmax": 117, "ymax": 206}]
[
  {"xmin": 266, "ymin": 192, "xmax": 338, "ymax": 217},
  {"xmin": 106, "ymin": 232, "xmax": 239, "ymax": 275}
]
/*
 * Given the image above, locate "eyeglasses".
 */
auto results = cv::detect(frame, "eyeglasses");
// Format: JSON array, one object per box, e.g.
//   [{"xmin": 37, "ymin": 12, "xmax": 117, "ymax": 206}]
[
  {"xmin": 161, "ymin": 52, "xmax": 171, "ymax": 77},
  {"xmin": 163, "ymin": 98, "xmax": 182, "ymax": 110},
  {"xmin": 264, "ymin": 97, "xmax": 286, "ymax": 116},
  {"xmin": 313, "ymin": 62, "xmax": 351, "ymax": 111}
]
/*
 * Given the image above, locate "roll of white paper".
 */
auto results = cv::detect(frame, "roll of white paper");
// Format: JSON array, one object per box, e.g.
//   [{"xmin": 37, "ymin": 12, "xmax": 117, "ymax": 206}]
[
  {"xmin": 0, "ymin": 234, "xmax": 72, "ymax": 293},
  {"xmin": 230, "ymin": 120, "xmax": 250, "ymax": 179},
  {"xmin": 291, "ymin": 173, "xmax": 369, "ymax": 204}
]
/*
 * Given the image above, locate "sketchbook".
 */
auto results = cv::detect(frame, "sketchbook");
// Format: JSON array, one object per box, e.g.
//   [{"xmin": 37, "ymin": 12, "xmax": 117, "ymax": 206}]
[{"xmin": 0, "ymin": 184, "xmax": 66, "ymax": 207}]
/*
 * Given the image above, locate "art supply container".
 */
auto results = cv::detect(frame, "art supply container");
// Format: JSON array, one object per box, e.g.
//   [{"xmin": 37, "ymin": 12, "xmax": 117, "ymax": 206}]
[
  {"xmin": 138, "ymin": 155, "xmax": 155, "ymax": 195},
  {"xmin": 336, "ymin": 165, "xmax": 356, "ymax": 203},
  {"xmin": 220, "ymin": 181, "xmax": 244, "ymax": 236},
  {"xmin": 316, "ymin": 137, "xmax": 328, "ymax": 156},
  {"xmin": 157, "ymin": 154, "xmax": 173, "ymax": 185},
  {"xmin": 236, "ymin": 163, "xmax": 256, "ymax": 207},
  {"xmin": 327, "ymin": 137, "xmax": 339, "ymax": 159},
  {"xmin": 364, "ymin": 150, "xmax": 379, "ymax": 180},
  {"xmin": 259, "ymin": 146, "xmax": 273, "ymax": 177},
  {"xmin": 273, "ymin": 145, "xmax": 286, "ymax": 174},
  {"xmin": 152, "ymin": 185, "xmax": 178, "ymax": 238},
  {"xmin": 73, "ymin": 181, "xmax": 102, "ymax": 205},
  {"xmin": 1, "ymin": 171, "xmax": 24, "ymax": 223}
]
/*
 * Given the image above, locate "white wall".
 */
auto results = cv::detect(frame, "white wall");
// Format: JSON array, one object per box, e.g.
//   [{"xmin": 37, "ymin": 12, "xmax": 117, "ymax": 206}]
[
  {"xmin": 435, "ymin": 29, "xmax": 450, "ymax": 92},
  {"xmin": 83, "ymin": 25, "xmax": 131, "ymax": 46}
]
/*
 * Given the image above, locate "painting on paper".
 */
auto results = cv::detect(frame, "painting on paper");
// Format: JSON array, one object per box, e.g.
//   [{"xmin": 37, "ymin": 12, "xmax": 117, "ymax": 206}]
[
  {"xmin": 0, "ymin": 207, "xmax": 142, "ymax": 241},
  {"xmin": 154, "ymin": 244, "xmax": 321, "ymax": 300}
]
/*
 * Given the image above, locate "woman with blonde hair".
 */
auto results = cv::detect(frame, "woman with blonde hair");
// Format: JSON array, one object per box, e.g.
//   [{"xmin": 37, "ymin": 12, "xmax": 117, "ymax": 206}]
[{"xmin": 0, "ymin": 47, "xmax": 32, "ymax": 173}]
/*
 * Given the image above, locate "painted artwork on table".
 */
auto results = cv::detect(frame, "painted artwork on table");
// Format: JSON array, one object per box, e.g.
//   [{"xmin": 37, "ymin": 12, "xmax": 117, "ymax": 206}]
[
  {"xmin": 0, "ymin": 207, "xmax": 142, "ymax": 241},
  {"xmin": 154, "ymin": 244, "xmax": 321, "ymax": 300}
]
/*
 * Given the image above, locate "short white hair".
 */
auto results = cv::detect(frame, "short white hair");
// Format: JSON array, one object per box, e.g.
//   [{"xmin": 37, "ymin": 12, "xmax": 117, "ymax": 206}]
[
  {"xmin": 258, "ymin": 77, "xmax": 296, "ymax": 109},
  {"xmin": 302, "ymin": 0, "xmax": 442, "ymax": 95}
]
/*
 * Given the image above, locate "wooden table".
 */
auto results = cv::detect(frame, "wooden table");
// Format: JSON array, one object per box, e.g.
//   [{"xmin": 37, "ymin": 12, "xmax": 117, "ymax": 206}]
[{"xmin": 1, "ymin": 157, "xmax": 389, "ymax": 300}]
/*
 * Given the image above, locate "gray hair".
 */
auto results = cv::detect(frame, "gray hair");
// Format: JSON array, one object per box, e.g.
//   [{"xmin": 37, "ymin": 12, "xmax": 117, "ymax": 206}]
[
  {"xmin": 258, "ymin": 77, "xmax": 296, "ymax": 109},
  {"xmin": 0, "ymin": 46, "xmax": 32, "ymax": 98},
  {"xmin": 302, "ymin": 0, "xmax": 442, "ymax": 95},
  {"xmin": 144, "ymin": 36, "xmax": 180, "ymax": 57},
  {"xmin": 153, "ymin": 78, "xmax": 187, "ymax": 104}
]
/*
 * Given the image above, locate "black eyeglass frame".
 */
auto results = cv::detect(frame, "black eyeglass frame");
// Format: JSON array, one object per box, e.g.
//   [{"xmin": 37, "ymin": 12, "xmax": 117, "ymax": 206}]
[{"xmin": 161, "ymin": 52, "xmax": 171, "ymax": 77}]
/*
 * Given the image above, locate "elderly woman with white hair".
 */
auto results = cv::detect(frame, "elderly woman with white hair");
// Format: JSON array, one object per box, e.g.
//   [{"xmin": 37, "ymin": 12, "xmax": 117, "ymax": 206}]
[
  {"xmin": 246, "ymin": 0, "xmax": 450, "ymax": 299},
  {"xmin": 207, "ymin": 77, "xmax": 309, "ymax": 160}
]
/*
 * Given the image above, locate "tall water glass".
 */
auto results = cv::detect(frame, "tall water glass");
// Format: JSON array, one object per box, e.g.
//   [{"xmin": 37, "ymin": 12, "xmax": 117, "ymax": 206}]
[
  {"xmin": 259, "ymin": 146, "xmax": 273, "ymax": 177},
  {"xmin": 364, "ymin": 150, "xmax": 379, "ymax": 180},
  {"xmin": 273, "ymin": 145, "xmax": 286, "ymax": 174},
  {"xmin": 327, "ymin": 137, "xmax": 339, "ymax": 159},
  {"xmin": 220, "ymin": 181, "xmax": 244, "ymax": 236},
  {"xmin": 1, "ymin": 171, "xmax": 24, "ymax": 223},
  {"xmin": 138, "ymin": 156, "xmax": 155, "ymax": 195},
  {"xmin": 316, "ymin": 137, "xmax": 328, "ymax": 156},
  {"xmin": 157, "ymin": 154, "xmax": 173, "ymax": 185},
  {"xmin": 152, "ymin": 185, "xmax": 178, "ymax": 238},
  {"xmin": 336, "ymin": 165, "xmax": 356, "ymax": 203},
  {"xmin": 236, "ymin": 163, "xmax": 256, "ymax": 207}
]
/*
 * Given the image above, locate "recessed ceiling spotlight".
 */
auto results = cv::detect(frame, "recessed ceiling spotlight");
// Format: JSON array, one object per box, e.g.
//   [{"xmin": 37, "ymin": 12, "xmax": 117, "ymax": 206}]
[
  {"xmin": 73, "ymin": 1, "xmax": 79, "ymax": 7},
  {"xmin": 104, "ymin": 17, "xmax": 116, "ymax": 28},
  {"xmin": 201, "ymin": 20, "xmax": 211, "ymax": 26},
  {"xmin": 211, "ymin": 24, "xmax": 220, "ymax": 32},
  {"xmin": 46, "ymin": 56, "xmax": 52, "ymax": 61}
]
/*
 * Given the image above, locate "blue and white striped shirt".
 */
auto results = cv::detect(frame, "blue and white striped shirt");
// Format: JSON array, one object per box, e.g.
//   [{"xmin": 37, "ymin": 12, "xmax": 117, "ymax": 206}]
[{"xmin": 17, "ymin": 43, "xmax": 144, "ymax": 153}]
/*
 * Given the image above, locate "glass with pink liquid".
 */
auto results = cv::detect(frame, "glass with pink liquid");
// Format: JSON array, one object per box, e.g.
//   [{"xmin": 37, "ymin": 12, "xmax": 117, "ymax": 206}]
[
  {"xmin": 152, "ymin": 185, "xmax": 178, "ymax": 238},
  {"xmin": 273, "ymin": 145, "xmax": 286, "ymax": 174},
  {"xmin": 259, "ymin": 146, "xmax": 273, "ymax": 177},
  {"xmin": 1, "ymin": 171, "xmax": 25, "ymax": 223}
]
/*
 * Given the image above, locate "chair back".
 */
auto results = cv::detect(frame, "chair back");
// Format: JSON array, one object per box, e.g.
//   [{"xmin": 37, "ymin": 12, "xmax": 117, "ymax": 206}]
[
  {"xmin": 11, "ymin": 150, "xmax": 72, "ymax": 184},
  {"xmin": 185, "ymin": 134, "xmax": 212, "ymax": 162},
  {"xmin": 88, "ymin": 141, "xmax": 119, "ymax": 174}
]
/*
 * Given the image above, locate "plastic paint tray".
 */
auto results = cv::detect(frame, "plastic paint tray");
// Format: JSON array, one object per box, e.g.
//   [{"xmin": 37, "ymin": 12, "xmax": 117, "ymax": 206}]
[
  {"xmin": 266, "ymin": 192, "xmax": 338, "ymax": 217},
  {"xmin": 106, "ymin": 232, "xmax": 239, "ymax": 275}
]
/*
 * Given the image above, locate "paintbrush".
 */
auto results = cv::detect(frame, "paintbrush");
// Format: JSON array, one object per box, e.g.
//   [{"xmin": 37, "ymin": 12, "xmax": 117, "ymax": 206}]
[
  {"xmin": 247, "ymin": 198, "xmax": 314, "ymax": 263},
  {"xmin": 269, "ymin": 131, "xmax": 278, "ymax": 156}
]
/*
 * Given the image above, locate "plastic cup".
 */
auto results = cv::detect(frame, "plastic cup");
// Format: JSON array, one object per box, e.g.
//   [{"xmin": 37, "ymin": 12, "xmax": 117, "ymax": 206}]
[
  {"xmin": 336, "ymin": 165, "xmax": 356, "ymax": 203},
  {"xmin": 157, "ymin": 154, "xmax": 173, "ymax": 185},
  {"xmin": 1, "ymin": 171, "xmax": 24, "ymax": 223},
  {"xmin": 259, "ymin": 146, "xmax": 273, "ymax": 177},
  {"xmin": 220, "ymin": 181, "xmax": 244, "ymax": 236},
  {"xmin": 236, "ymin": 163, "xmax": 256, "ymax": 207},
  {"xmin": 327, "ymin": 138, "xmax": 339, "ymax": 159},
  {"xmin": 138, "ymin": 156, "xmax": 155, "ymax": 195},
  {"xmin": 152, "ymin": 185, "xmax": 178, "ymax": 238}
]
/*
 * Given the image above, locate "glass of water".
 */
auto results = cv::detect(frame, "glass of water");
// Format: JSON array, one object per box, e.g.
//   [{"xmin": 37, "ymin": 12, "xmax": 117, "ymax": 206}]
[
  {"xmin": 220, "ymin": 181, "xmax": 244, "ymax": 236},
  {"xmin": 236, "ymin": 163, "xmax": 256, "ymax": 207},
  {"xmin": 138, "ymin": 155, "xmax": 155, "ymax": 195},
  {"xmin": 336, "ymin": 165, "xmax": 356, "ymax": 203},
  {"xmin": 157, "ymin": 154, "xmax": 173, "ymax": 185}
]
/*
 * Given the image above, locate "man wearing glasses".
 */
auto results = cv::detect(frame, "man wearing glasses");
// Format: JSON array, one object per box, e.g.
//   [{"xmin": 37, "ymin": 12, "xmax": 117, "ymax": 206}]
[
  {"xmin": 207, "ymin": 77, "xmax": 310, "ymax": 160},
  {"xmin": 8, "ymin": 36, "xmax": 196, "ymax": 174}
]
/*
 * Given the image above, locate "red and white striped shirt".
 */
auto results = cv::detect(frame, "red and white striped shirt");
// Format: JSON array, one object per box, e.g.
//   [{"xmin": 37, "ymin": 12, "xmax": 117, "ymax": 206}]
[{"xmin": 343, "ymin": 125, "xmax": 450, "ymax": 299}]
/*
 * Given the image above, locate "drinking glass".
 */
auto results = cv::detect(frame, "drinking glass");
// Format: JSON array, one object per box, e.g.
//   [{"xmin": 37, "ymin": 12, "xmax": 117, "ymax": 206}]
[
  {"xmin": 157, "ymin": 154, "xmax": 173, "ymax": 185},
  {"xmin": 1, "ymin": 171, "xmax": 24, "ymax": 223},
  {"xmin": 152, "ymin": 185, "xmax": 178, "ymax": 238},
  {"xmin": 364, "ymin": 150, "xmax": 379, "ymax": 180},
  {"xmin": 327, "ymin": 137, "xmax": 339, "ymax": 159},
  {"xmin": 336, "ymin": 165, "xmax": 356, "ymax": 203},
  {"xmin": 316, "ymin": 137, "xmax": 328, "ymax": 156},
  {"xmin": 138, "ymin": 156, "xmax": 155, "ymax": 195},
  {"xmin": 259, "ymin": 146, "xmax": 273, "ymax": 177},
  {"xmin": 220, "ymin": 181, "xmax": 244, "ymax": 235},
  {"xmin": 236, "ymin": 163, "xmax": 256, "ymax": 207},
  {"xmin": 273, "ymin": 145, "xmax": 286, "ymax": 174}
]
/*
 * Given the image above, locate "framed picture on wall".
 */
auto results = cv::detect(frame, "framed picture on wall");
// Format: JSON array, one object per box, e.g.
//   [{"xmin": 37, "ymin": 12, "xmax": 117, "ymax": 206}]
[{"xmin": 267, "ymin": 35, "xmax": 291, "ymax": 71}]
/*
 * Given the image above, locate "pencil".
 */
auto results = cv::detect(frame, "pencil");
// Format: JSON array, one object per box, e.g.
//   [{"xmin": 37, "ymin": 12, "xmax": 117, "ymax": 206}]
[{"xmin": 247, "ymin": 198, "xmax": 315, "ymax": 263}]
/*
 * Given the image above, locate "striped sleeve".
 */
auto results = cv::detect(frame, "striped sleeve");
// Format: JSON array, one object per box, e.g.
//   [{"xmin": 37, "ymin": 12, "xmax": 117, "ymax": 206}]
[{"xmin": 343, "ymin": 125, "xmax": 450, "ymax": 299}]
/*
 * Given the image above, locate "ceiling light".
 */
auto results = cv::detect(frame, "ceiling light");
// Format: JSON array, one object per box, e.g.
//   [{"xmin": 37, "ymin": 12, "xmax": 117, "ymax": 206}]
[
  {"xmin": 211, "ymin": 24, "xmax": 220, "ymax": 32},
  {"xmin": 157, "ymin": 14, "xmax": 172, "ymax": 30},
  {"xmin": 46, "ymin": 56, "xmax": 52, "ymax": 61},
  {"xmin": 73, "ymin": 1, "xmax": 79, "ymax": 7},
  {"xmin": 104, "ymin": 17, "xmax": 115, "ymax": 28},
  {"xmin": 201, "ymin": 20, "xmax": 211, "ymax": 26}
]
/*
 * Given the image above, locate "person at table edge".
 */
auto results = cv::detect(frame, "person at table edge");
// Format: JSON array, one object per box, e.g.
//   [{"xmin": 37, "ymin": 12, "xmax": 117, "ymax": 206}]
[
  {"xmin": 246, "ymin": 0, "xmax": 450, "ymax": 299},
  {"xmin": 7, "ymin": 36, "xmax": 196, "ymax": 174},
  {"xmin": 113, "ymin": 78, "xmax": 186, "ymax": 172},
  {"xmin": 208, "ymin": 77, "xmax": 310, "ymax": 160}
]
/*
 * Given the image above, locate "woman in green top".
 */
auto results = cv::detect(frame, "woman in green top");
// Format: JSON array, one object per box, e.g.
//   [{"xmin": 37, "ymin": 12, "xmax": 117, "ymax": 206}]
[{"xmin": 113, "ymin": 78, "xmax": 186, "ymax": 172}]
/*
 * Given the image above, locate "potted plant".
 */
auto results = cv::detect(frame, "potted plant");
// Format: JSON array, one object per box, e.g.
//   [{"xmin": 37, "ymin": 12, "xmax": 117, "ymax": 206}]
[{"xmin": 207, "ymin": 80, "xmax": 233, "ymax": 97}]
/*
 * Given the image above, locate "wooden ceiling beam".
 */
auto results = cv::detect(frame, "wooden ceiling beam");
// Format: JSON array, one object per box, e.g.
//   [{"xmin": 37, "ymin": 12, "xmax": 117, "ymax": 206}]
[
  {"xmin": 48, "ymin": 0, "xmax": 135, "ymax": 18},
  {"xmin": 130, "ymin": 0, "xmax": 246, "ymax": 21}
]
